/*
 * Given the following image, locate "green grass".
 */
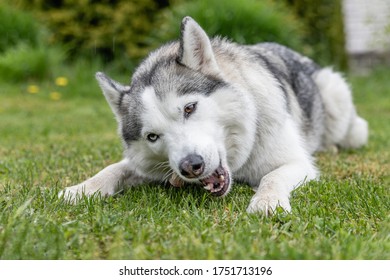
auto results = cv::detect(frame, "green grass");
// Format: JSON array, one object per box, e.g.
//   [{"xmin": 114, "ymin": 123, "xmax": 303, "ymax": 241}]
[{"xmin": 0, "ymin": 65, "xmax": 389, "ymax": 260}]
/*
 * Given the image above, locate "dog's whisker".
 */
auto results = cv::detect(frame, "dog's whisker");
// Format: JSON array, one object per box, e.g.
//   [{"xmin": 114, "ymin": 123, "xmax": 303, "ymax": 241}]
[
  {"xmin": 162, "ymin": 169, "xmax": 174, "ymax": 183},
  {"xmin": 150, "ymin": 161, "xmax": 170, "ymax": 174},
  {"xmin": 155, "ymin": 161, "xmax": 170, "ymax": 168}
]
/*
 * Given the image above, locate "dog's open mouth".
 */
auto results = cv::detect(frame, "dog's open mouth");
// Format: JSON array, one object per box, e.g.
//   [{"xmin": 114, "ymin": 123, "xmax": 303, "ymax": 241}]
[
  {"xmin": 169, "ymin": 165, "xmax": 231, "ymax": 197},
  {"xmin": 200, "ymin": 165, "xmax": 230, "ymax": 197}
]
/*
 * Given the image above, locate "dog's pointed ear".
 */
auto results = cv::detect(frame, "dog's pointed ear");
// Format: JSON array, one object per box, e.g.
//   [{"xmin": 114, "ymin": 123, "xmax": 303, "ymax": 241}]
[
  {"xmin": 95, "ymin": 72, "xmax": 129, "ymax": 120},
  {"xmin": 177, "ymin": 17, "xmax": 220, "ymax": 75}
]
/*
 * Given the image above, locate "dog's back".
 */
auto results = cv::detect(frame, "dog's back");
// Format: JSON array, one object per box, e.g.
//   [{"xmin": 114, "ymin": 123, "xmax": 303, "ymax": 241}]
[{"xmin": 246, "ymin": 42, "xmax": 368, "ymax": 153}]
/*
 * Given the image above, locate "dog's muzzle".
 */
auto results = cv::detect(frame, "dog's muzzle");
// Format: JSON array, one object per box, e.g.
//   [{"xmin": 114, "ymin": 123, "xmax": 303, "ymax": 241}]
[{"xmin": 171, "ymin": 154, "xmax": 231, "ymax": 197}]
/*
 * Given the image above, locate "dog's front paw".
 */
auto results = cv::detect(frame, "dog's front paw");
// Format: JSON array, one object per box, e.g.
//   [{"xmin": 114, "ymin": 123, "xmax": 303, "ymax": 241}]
[
  {"xmin": 58, "ymin": 184, "xmax": 86, "ymax": 204},
  {"xmin": 246, "ymin": 190, "xmax": 291, "ymax": 215}
]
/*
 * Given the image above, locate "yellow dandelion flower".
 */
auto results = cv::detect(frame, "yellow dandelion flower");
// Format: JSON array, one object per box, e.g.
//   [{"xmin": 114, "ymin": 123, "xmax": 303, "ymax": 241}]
[
  {"xmin": 50, "ymin": 91, "xmax": 61, "ymax": 101},
  {"xmin": 27, "ymin": 85, "xmax": 39, "ymax": 94},
  {"xmin": 55, "ymin": 76, "xmax": 68, "ymax": 86}
]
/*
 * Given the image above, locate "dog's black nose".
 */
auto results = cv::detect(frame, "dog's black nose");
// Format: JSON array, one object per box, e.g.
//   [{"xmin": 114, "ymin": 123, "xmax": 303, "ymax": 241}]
[{"xmin": 179, "ymin": 154, "xmax": 205, "ymax": 178}]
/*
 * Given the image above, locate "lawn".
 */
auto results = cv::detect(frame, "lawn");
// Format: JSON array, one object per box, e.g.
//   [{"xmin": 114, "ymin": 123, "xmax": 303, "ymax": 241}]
[{"xmin": 0, "ymin": 65, "xmax": 389, "ymax": 260}]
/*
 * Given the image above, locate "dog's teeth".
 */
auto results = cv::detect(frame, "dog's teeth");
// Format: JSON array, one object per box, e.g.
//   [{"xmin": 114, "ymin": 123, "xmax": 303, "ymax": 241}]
[{"xmin": 204, "ymin": 183, "xmax": 213, "ymax": 191}]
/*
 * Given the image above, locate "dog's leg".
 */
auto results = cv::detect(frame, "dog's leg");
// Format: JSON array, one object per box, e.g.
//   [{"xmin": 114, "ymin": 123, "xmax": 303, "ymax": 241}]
[
  {"xmin": 246, "ymin": 160, "xmax": 318, "ymax": 215},
  {"xmin": 59, "ymin": 158, "xmax": 144, "ymax": 203}
]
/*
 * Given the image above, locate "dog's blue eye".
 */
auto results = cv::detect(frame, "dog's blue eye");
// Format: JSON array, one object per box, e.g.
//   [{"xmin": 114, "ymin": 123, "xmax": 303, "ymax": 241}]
[
  {"xmin": 146, "ymin": 133, "xmax": 159, "ymax": 142},
  {"xmin": 184, "ymin": 102, "xmax": 197, "ymax": 118}
]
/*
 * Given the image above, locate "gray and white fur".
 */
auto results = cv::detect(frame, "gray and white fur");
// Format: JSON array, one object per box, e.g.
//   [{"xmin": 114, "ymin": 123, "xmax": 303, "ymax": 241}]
[{"xmin": 60, "ymin": 17, "xmax": 368, "ymax": 215}]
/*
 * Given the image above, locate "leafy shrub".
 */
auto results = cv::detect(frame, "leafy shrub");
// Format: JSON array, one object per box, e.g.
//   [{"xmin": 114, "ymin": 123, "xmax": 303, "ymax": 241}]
[
  {"xmin": 0, "ymin": 3, "xmax": 64, "ymax": 82},
  {"xmin": 153, "ymin": 0, "xmax": 307, "ymax": 52},
  {"xmin": 12, "ymin": 0, "xmax": 160, "ymax": 66},
  {"xmin": 0, "ymin": 44, "xmax": 64, "ymax": 82},
  {"xmin": 284, "ymin": 0, "xmax": 347, "ymax": 69},
  {"xmin": 0, "ymin": 4, "xmax": 40, "ymax": 53}
]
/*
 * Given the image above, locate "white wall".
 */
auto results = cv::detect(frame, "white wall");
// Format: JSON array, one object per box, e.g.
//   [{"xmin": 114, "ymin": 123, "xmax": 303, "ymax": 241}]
[{"xmin": 343, "ymin": 0, "xmax": 390, "ymax": 54}]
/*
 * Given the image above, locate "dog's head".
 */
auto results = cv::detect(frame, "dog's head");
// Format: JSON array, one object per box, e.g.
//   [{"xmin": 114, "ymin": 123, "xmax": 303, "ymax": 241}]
[{"xmin": 96, "ymin": 17, "xmax": 256, "ymax": 197}]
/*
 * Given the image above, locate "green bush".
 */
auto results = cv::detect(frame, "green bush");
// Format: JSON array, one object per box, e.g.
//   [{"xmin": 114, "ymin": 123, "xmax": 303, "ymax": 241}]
[
  {"xmin": 12, "ymin": 0, "xmax": 160, "ymax": 66},
  {"xmin": 284, "ymin": 0, "xmax": 348, "ymax": 69},
  {"xmin": 0, "ymin": 44, "xmax": 64, "ymax": 82},
  {"xmin": 0, "ymin": 3, "xmax": 65, "ymax": 82},
  {"xmin": 153, "ymin": 0, "xmax": 307, "ymax": 52},
  {"xmin": 0, "ymin": 4, "xmax": 40, "ymax": 53}
]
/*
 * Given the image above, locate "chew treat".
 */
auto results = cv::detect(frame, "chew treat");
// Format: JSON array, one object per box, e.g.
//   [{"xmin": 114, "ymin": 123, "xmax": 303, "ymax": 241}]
[{"xmin": 169, "ymin": 173, "xmax": 185, "ymax": 188}]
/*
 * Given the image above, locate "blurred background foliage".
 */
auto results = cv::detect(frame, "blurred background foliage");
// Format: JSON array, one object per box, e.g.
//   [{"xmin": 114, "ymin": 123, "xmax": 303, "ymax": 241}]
[
  {"xmin": 285, "ymin": 0, "xmax": 347, "ymax": 70},
  {"xmin": 1, "ymin": 0, "xmax": 347, "ymax": 82},
  {"xmin": 0, "ymin": 4, "xmax": 64, "ymax": 81},
  {"xmin": 153, "ymin": 0, "xmax": 306, "ymax": 53},
  {"xmin": 0, "ymin": 4, "xmax": 39, "ymax": 53},
  {"xmin": 9, "ymin": 0, "xmax": 163, "ymax": 69}
]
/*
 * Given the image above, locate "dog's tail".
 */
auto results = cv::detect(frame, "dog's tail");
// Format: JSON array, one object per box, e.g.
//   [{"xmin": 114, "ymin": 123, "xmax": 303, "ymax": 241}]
[{"xmin": 313, "ymin": 68, "xmax": 368, "ymax": 149}]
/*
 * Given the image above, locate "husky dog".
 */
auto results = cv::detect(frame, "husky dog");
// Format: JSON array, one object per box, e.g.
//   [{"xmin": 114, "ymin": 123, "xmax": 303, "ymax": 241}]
[{"xmin": 60, "ymin": 17, "xmax": 368, "ymax": 214}]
